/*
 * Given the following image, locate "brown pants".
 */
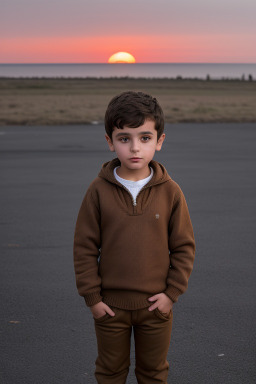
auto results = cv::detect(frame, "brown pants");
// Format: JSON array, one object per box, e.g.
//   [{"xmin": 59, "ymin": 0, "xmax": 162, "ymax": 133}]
[{"xmin": 94, "ymin": 306, "xmax": 173, "ymax": 384}]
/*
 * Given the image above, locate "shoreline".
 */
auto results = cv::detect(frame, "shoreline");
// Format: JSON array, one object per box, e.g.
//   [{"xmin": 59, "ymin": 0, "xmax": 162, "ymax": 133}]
[{"xmin": 1, "ymin": 77, "xmax": 256, "ymax": 125}]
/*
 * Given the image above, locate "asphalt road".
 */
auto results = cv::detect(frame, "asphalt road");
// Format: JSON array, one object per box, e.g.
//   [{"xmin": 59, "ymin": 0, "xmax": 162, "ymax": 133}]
[{"xmin": 0, "ymin": 124, "xmax": 255, "ymax": 384}]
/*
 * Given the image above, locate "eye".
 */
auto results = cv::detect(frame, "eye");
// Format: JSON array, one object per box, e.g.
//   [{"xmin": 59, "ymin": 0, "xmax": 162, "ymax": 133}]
[
  {"xmin": 120, "ymin": 137, "xmax": 129, "ymax": 143},
  {"xmin": 141, "ymin": 136, "xmax": 151, "ymax": 142}
]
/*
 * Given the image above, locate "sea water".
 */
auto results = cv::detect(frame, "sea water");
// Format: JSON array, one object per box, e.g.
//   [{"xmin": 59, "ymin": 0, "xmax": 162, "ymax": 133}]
[{"xmin": 0, "ymin": 63, "xmax": 255, "ymax": 79}]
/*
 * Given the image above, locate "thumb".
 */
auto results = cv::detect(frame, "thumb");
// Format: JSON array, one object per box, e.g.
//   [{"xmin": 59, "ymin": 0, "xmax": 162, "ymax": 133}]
[
  {"xmin": 104, "ymin": 305, "xmax": 115, "ymax": 317},
  {"xmin": 148, "ymin": 294, "xmax": 160, "ymax": 302}
]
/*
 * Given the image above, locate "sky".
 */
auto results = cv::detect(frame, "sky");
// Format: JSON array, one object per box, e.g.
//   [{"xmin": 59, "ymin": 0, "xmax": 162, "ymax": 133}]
[{"xmin": 1, "ymin": 0, "xmax": 256, "ymax": 63}]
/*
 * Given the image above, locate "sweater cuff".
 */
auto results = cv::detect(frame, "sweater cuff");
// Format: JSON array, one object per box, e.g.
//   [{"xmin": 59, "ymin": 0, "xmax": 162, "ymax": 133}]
[
  {"xmin": 83, "ymin": 291, "xmax": 103, "ymax": 307},
  {"xmin": 164, "ymin": 286, "xmax": 182, "ymax": 303}
]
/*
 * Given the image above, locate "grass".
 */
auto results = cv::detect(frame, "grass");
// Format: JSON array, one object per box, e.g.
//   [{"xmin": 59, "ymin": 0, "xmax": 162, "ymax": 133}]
[{"xmin": 0, "ymin": 77, "xmax": 256, "ymax": 125}]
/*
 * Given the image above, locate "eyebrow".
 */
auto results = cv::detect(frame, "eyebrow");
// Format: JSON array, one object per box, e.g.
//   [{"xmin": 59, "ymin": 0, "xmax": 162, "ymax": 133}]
[{"xmin": 115, "ymin": 131, "xmax": 154, "ymax": 137}]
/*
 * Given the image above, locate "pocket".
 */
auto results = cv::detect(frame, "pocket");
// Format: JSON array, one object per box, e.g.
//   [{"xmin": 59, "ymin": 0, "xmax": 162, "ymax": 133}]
[
  {"xmin": 93, "ymin": 312, "xmax": 110, "ymax": 323},
  {"xmin": 154, "ymin": 308, "xmax": 173, "ymax": 321}
]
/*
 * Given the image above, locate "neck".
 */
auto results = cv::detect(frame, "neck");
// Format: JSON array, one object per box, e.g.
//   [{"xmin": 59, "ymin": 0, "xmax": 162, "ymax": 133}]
[{"xmin": 116, "ymin": 166, "xmax": 151, "ymax": 181}]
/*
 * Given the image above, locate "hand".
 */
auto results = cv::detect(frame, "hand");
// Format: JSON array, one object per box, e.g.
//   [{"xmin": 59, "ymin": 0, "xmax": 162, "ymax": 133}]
[
  {"xmin": 148, "ymin": 293, "xmax": 173, "ymax": 313},
  {"xmin": 90, "ymin": 301, "xmax": 115, "ymax": 319}
]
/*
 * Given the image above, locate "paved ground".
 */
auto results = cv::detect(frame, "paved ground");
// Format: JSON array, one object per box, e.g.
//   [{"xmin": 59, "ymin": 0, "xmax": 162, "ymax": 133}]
[{"xmin": 0, "ymin": 124, "xmax": 255, "ymax": 384}]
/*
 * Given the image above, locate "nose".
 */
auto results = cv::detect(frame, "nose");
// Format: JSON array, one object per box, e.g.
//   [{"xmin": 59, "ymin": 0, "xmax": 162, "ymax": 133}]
[{"xmin": 130, "ymin": 139, "xmax": 140, "ymax": 153}]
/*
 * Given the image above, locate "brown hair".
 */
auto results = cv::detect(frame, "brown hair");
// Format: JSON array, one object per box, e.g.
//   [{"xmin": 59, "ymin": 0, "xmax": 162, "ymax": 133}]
[{"xmin": 105, "ymin": 91, "xmax": 164, "ymax": 139}]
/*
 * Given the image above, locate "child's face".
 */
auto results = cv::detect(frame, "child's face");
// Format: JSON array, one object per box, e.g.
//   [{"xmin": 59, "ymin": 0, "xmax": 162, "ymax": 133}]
[{"xmin": 105, "ymin": 119, "xmax": 165, "ymax": 178}]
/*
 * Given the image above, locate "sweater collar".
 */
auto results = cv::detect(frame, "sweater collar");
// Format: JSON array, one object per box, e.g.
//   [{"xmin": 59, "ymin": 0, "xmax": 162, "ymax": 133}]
[{"xmin": 98, "ymin": 158, "xmax": 171, "ymax": 187}]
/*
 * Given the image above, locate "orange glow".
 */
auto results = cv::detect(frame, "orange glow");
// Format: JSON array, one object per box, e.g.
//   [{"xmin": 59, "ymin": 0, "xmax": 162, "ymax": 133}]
[
  {"xmin": 108, "ymin": 52, "xmax": 136, "ymax": 64},
  {"xmin": 0, "ymin": 35, "xmax": 255, "ymax": 63}
]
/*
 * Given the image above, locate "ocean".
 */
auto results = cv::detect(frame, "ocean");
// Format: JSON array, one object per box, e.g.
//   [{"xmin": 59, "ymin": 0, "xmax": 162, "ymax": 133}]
[{"xmin": 0, "ymin": 63, "xmax": 255, "ymax": 80}]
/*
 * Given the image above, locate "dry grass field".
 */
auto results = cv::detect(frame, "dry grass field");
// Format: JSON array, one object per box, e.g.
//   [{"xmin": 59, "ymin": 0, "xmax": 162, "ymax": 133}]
[{"xmin": 0, "ymin": 77, "xmax": 255, "ymax": 125}]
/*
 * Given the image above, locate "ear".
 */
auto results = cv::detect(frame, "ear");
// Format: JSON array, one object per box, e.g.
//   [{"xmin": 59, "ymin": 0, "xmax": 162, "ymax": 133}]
[
  {"xmin": 105, "ymin": 135, "xmax": 115, "ymax": 152},
  {"xmin": 156, "ymin": 133, "xmax": 165, "ymax": 151}
]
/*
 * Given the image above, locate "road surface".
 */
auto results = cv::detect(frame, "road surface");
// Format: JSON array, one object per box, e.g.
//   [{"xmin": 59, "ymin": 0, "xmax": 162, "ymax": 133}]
[{"xmin": 0, "ymin": 124, "xmax": 255, "ymax": 383}]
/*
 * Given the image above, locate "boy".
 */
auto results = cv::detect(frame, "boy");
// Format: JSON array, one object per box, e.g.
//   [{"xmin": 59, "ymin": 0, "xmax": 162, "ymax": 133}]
[{"xmin": 73, "ymin": 91, "xmax": 195, "ymax": 384}]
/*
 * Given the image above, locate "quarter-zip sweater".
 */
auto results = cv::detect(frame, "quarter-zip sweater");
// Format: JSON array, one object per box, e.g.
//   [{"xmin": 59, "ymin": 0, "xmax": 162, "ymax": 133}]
[{"xmin": 73, "ymin": 158, "xmax": 195, "ymax": 310}]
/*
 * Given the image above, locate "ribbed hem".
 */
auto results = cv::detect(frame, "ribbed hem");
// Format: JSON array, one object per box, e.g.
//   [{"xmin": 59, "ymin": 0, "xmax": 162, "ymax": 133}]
[
  {"xmin": 102, "ymin": 290, "xmax": 151, "ymax": 310},
  {"xmin": 83, "ymin": 291, "xmax": 103, "ymax": 307},
  {"xmin": 164, "ymin": 286, "xmax": 182, "ymax": 303}
]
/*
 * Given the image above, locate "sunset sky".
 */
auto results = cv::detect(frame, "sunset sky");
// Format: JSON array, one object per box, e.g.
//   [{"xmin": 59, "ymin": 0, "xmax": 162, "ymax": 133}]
[{"xmin": 1, "ymin": 0, "xmax": 256, "ymax": 63}]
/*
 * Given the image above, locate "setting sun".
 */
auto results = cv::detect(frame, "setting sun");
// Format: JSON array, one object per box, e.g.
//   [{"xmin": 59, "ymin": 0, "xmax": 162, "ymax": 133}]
[{"xmin": 108, "ymin": 52, "xmax": 136, "ymax": 64}]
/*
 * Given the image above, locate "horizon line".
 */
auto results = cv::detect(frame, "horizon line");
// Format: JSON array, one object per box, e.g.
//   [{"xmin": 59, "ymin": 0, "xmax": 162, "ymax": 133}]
[{"xmin": 1, "ymin": 62, "xmax": 256, "ymax": 65}]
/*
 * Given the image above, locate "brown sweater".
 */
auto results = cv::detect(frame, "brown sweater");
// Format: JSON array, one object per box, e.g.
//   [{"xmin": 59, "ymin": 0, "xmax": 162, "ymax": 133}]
[{"xmin": 73, "ymin": 158, "xmax": 195, "ymax": 310}]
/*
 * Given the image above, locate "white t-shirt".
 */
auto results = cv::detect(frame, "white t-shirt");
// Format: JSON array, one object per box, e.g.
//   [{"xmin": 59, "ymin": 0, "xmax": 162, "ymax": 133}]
[{"xmin": 114, "ymin": 166, "xmax": 153, "ymax": 205}]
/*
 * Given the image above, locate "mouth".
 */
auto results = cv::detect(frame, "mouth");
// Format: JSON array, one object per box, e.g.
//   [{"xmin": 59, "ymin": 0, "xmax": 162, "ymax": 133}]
[{"xmin": 130, "ymin": 157, "xmax": 142, "ymax": 160}]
